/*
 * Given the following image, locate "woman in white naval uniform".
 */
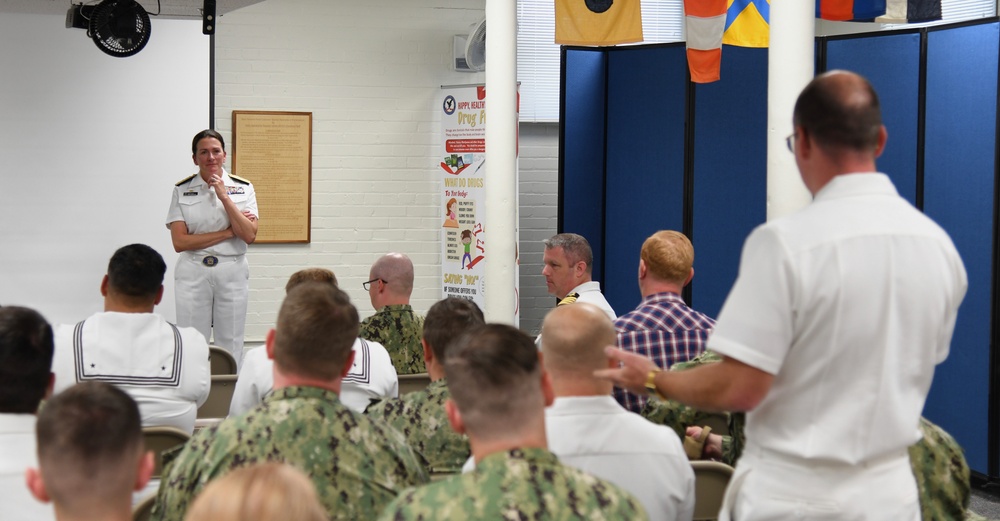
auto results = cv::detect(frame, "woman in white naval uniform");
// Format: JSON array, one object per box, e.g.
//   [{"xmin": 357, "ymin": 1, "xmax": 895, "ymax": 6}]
[{"xmin": 166, "ymin": 130, "xmax": 258, "ymax": 368}]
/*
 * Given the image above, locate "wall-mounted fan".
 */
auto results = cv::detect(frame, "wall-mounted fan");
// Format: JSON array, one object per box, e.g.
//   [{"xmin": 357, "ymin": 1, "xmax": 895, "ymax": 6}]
[
  {"xmin": 453, "ymin": 18, "xmax": 486, "ymax": 72},
  {"xmin": 67, "ymin": 0, "xmax": 151, "ymax": 57}
]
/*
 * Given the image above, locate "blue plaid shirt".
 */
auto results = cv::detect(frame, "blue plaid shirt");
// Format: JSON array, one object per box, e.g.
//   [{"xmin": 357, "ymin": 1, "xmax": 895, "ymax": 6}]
[{"xmin": 613, "ymin": 292, "xmax": 715, "ymax": 412}]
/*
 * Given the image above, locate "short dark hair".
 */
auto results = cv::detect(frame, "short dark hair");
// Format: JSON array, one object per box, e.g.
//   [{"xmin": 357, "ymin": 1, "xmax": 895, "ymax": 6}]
[
  {"xmin": 36, "ymin": 382, "xmax": 143, "ymax": 507},
  {"xmin": 107, "ymin": 244, "xmax": 166, "ymax": 300},
  {"xmin": 274, "ymin": 283, "xmax": 359, "ymax": 380},
  {"xmin": 423, "ymin": 298, "xmax": 485, "ymax": 362},
  {"xmin": 0, "ymin": 306, "xmax": 54, "ymax": 413},
  {"xmin": 444, "ymin": 324, "xmax": 542, "ymax": 439},
  {"xmin": 543, "ymin": 233, "xmax": 594, "ymax": 274},
  {"xmin": 192, "ymin": 129, "xmax": 226, "ymax": 155},
  {"xmin": 793, "ymin": 70, "xmax": 882, "ymax": 152}
]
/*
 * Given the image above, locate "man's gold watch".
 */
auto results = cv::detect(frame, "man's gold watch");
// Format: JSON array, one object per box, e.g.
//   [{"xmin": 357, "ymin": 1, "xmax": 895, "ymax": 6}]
[{"xmin": 645, "ymin": 368, "xmax": 667, "ymax": 401}]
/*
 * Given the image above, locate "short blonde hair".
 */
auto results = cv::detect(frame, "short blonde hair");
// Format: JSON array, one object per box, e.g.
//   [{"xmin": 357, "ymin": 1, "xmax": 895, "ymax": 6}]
[
  {"xmin": 285, "ymin": 268, "xmax": 338, "ymax": 293},
  {"xmin": 184, "ymin": 463, "xmax": 328, "ymax": 521},
  {"xmin": 640, "ymin": 231, "xmax": 693, "ymax": 284}
]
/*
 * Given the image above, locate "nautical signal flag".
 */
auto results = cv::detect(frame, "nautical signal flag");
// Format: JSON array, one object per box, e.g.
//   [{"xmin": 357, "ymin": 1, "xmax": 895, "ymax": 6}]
[
  {"xmin": 684, "ymin": 0, "xmax": 727, "ymax": 83},
  {"xmin": 816, "ymin": 0, "xmax": 886, "ymax": 21},
  {"xmin": 554, "ymin": 0, "xmax": 643, "ymax": 46},
  {"xmin": 722, "ymin": 0, "xmax": 770, "ymax": 48}
]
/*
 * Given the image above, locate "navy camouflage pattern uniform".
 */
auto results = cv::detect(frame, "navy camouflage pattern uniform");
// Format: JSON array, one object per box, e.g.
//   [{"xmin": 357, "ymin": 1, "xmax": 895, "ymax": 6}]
[
  {"xmin": 360, "ymin": 304, "xmax": 425, "ymax": 374},
  {"xmin": 377, "ymin": 447, "xmax": 648, "ymax": 520},
  {"xmin": 366, "ymin": 379, "xmax": 470, "ymax": 474},
  {"xmin": 152, "ymin": 386, "xmax": 428, "ymax": 521},
  {"xmin": 640, "ymin": 352, "xmax": 987, "ymax": 520},
  {"xmin": 641, "ymin": 350, "xmax": 745, "ymax": 465}
]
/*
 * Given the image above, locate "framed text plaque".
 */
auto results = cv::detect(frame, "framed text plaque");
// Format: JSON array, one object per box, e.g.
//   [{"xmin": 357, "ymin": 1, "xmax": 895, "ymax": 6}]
[{"xmin": 231, "ymin": 111, "xmax": 312, "ymax": 243}]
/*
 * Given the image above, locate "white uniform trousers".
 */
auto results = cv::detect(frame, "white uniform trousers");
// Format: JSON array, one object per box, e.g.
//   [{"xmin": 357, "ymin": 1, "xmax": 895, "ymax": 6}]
[
  {"xmin": 720, "ymin": 443, "xmax": 919, "ymax": 521},
  {"xmin": 174, "ymin": 252, "xmax": 248, "ymax": 368}
]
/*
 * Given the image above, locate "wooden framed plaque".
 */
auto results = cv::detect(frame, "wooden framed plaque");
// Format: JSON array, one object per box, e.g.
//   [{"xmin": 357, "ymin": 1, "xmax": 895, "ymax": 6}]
[{"xmin": 231, "ymin": 111, "xmax": 312, "ymax": 243}]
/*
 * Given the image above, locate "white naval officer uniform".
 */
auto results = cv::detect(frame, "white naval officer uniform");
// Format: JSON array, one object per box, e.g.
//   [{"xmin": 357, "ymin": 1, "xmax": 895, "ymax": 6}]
[
  {"xmin": 228, "ymin": 338, "xmax": 399, "ymax": 415},
  {"xmin": 166, "ymin": 169, "xmax": 258, "ymax": 368}
]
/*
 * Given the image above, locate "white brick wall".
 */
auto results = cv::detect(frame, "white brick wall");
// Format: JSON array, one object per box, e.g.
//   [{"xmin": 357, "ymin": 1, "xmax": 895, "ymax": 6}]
[
  {"xmin": 518, "ymin": 122, "xmax": 559, "ymax": 335},
  {"xmin": 214, "ymin": 0, "xmax": 558, "ymax": 340}
]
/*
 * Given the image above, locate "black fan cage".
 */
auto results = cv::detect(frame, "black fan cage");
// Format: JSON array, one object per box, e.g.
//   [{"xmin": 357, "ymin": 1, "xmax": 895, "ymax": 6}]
[{"xmin": 89, "ymin": 0, "xmax": 151, "ymax": 58}]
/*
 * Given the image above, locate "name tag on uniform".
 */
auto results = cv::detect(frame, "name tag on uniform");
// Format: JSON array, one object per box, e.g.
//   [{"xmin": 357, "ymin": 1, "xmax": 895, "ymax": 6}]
[
  {"xmin": 227, "ymin": 187, "xmax": 245, "ymax": 195},
  {"xmin": 183, "ymin": 190, "xmax": 199, "ymax": 196}
]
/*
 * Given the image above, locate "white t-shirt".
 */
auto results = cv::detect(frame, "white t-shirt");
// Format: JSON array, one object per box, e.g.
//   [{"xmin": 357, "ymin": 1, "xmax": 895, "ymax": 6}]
[
  {"xmin": 0, "ymin": 414, "xmax": 54, "ymax": 521},
  {"xmin": 710, "ymin": 173, "xmax": 967, "ymax": 464},
  {"xmin": 229, "ymin": 338, "xmax": 398, "ymax": 415},
  {"xmin": 52, "ymin": 312, "xmax": 211, "ymax": 434},
  {"xmin": 546, "ymin": 396, "xmax": 694, "ymax": 521}
]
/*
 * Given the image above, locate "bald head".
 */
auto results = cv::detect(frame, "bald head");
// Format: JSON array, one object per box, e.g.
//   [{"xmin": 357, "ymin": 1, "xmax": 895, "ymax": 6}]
[
  {"xmin": 793, "ymin": 70, "xmax": 883, "ymax": 154},
  {"xmin": 370, "ymin": 253, "xmax": 415, "ymax": 297},
  {"xmin": 540, "ymin": 303, "xmax": 617, "ymax": 394}
]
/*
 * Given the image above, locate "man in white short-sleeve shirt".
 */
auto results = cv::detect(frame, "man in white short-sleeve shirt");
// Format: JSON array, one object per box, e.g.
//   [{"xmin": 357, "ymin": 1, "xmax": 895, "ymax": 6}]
[
  {"xmin": 542, "ymin": 303, "xmax": 693, "ymax": 521},
  {"xmin": 52, "ymin": 244, "xmax": 210, "ymax": 434},
  {"xmin": 599, "ymin": 71, "xmax": 967, "ymax": 521}
]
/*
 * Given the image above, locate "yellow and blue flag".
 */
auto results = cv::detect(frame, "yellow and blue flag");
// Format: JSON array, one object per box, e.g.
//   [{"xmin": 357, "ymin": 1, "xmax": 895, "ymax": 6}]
[{"xmin": 722, "ymin": 0, "xmax": 769, "ymax": 48}]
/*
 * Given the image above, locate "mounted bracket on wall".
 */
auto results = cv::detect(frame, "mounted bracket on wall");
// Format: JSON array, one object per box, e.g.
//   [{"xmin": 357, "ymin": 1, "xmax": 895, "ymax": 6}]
[{"xmin": 202, "ymin": 0, "xmax": 216, "ymax": 35}]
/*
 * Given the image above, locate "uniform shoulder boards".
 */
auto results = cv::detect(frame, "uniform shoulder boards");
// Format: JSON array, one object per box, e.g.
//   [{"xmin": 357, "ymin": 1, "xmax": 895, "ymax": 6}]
[
  {"xmin": 558, "ymin": 293, "xmax": 580, "ymax": 306},
  {"xmin": 229, "ymin": 174, "xmax": 251, "ymax": 185},
  {"xmin": 175, "ymin": 174, "xmax": 196, "ymax": 186}
]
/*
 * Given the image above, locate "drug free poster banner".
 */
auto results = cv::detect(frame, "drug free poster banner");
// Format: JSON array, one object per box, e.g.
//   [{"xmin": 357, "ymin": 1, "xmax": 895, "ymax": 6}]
[
  {"xmin": 440, "ymin": 85, "xmax": 488, "ymax": 310},
  {"xmin": 439, "ymin": 84, "xmax": 520, "ymax": 321}
]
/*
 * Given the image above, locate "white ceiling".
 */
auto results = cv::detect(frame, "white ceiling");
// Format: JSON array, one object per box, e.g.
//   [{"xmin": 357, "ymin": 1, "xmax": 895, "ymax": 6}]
[{"xmin": 0, "ymin": 0, "xmax": 266, "ymax": 19}]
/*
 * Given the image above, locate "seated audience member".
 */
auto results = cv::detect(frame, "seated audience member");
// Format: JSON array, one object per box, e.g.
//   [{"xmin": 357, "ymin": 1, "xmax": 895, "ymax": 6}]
[
  {"xmin": 26, "ymin": 381, "xmax": 154, "ymax": 521},
  {"xmin": 0, "ymin": 306, "xmax": 55, "ymax": 521},
  {"xmin": 361, "ymin": 253, "xmax": 426, "ymax": 374},
  {"xmin": 614, "ymin": 230, "xmax": 715, "ymax": 413},
  {"xmin": 230, "ymin": 268, "xmax": 397, "ymax": 415},
  {"xmin": 184, "ymin": 463, "xmax": 327, "ymax": 521},
  {"xmin": 51, "ymin": 244, "xmax": 209, "ymax": 433},
  {"xmin": 366, "ymin": 297, "xmax": 485, "ymax": 473},
  {"xmin": 542, "ymin": 233, "xmax": 616, "ymax": 318},
  {"xmin": 154, "ymin": 283, "xmax": 426, "ymax": 521},
  {"xmin": 378, "ymin": 324, "xmax": 647, "ymax": 520},
  {"xmin": 541, "ymin": 303, "xmax": 694, "ymax": 520}
]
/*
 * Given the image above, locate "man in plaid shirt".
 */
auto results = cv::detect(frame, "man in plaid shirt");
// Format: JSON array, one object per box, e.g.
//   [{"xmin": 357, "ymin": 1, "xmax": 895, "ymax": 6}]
[{"xmin": 613, "ymin": 231, "xmax": 715, "ymax": 413}]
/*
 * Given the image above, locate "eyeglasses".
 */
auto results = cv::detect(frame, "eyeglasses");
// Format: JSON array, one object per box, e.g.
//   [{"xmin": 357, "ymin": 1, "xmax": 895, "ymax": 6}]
[
  {"xmin": 363, "ymin": 278, "xmax": 386, "ymax": 292},
  {"xmin": 785, "ymin": 133, "xmax": 796, "ymax": 153}
]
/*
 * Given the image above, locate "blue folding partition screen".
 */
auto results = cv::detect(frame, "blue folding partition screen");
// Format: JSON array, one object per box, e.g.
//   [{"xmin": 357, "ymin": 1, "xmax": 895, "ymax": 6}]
[
  {"xmin": 920, "ymin": 21, "xmax": 999, "ymax": 477},
  {"xmin": 561, "ymin": 18, "xmax": 1000, "ymax": 480},
  {"xmin": 560, "ymin": 48, "xmax": 607, "ymax": 279},
  {"xmin": 691, "ymin": 46, "xmax": 769, "ymax": 318},
  {"xmin": 603, "ymin": 46, "xmax": 687, "ymax": 314},
  {"xmin": 825, "ymin": 32, "xmax": 922, "ymax": 205}
]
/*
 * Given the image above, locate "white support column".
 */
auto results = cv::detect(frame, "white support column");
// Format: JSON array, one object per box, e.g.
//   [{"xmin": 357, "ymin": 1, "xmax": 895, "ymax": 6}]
[
  {"xmin": 767, "ymin": 0, "xmax": 816, "ymax": 220},
  {"xmin": 484, "ymin": 0, "xmax": 518, "ymax": 324}
]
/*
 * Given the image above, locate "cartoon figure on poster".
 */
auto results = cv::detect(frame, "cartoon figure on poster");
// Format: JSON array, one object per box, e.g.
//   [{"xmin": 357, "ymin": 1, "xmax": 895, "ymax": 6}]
[
  {"xmin": 460, "ymin": 230, "xmax": 472, "ymax": 268},
  {"xmin": 443, "ymin": 198, "xmax": 459, "ymax": 228}
]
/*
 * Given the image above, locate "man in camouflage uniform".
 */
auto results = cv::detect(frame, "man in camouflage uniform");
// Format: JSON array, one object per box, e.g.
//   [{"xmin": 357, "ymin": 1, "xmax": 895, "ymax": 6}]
[
  {"xmin": 644, "ymin": 353, "xmax": 986, "ymax": 520},
  {"xmin": 378, "ymin": 324, "xmax": 647, "ymax": 520},
  {"xmin": 362, "ymin": 252, "xmax": 425, "ymax": 374},
  {"xmin": 152, "ymin": 283, "xmax": 427, "ymax": 521},
  {"xmin": 366, "ymin": 297, "xmax": 485, "ymax": 473}
]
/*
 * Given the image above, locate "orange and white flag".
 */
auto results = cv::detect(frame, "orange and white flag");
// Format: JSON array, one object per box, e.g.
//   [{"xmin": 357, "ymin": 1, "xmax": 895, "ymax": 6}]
[{"xmin": 684, "ymin": 0, "xmax": 728, "ymax": 83}]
